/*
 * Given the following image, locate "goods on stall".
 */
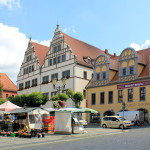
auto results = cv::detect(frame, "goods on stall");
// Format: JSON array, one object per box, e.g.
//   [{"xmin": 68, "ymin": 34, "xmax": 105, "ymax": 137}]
[{"xmin": 43, "ymin": 116, "xmax": 55, "ymax": 133}]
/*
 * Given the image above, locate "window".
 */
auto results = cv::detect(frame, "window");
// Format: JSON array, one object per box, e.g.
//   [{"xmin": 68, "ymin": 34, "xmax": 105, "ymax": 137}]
[
  {"xmin": 83, "ymin": 90, "xmax": 86, "ymax": 98},
  {"xmin": 32, "ymin": 65, "xmax": 34, "ymax": 71},
  {"xmin": 118, "ymin": 90, "xmax": 123, "ymax": 103},
  {"xmin": 0, "ymin": 94, "xmax": 2, "ymax": 98},
  {"xmin": 32, "ymin": 78, "xmax": 37, "ymax": 86},
  {"xmin": 42, "ymin": 76, "xmax": 49, "ymax": 83},
  {"xmin": 62, "ymin": 55, "xmax": 66, "ymax": 62},
  {"xmin": 26, "ymin": 56, "xmax": 29, "ymax": 62},
  {"xmin": 12, "ymin": 95, "xmax": 14, "ymax": 97},
  {"xmin": 87, "ymin": 58, "xmax": 91, "ymax": 64},
  {"xmin": 29, "ymin": 66, "xmax": 31, "ymax": 73},
  {"xmin": 51, "ymin": 73, "xmax": 58, "ymax": 80},
  {"xmin": 103, "ymin": 72, "xmax": 106, "ymax": 79},
  {"xmin": 122, "ymin": 68, "xmax": 126, "ymax": 76},
  {"xmin": 25, "ymin": 81, "xmax": 30, "ymax": 88},
  {"xmin": 130, "ymin": 66, "xmax": 134, "ymax": 75},
  {"xmin": 49, "ymin": 59, "xmax": 52, "ymax": 66},
  {"xmin": 23, "ymin": 69, "xmax": 26, "ymax": 75},
  {"xmin": 108, "ymin": 91, "xmax": 113, "ymax": 104},
  {"xmin": 58, "ymin": 45, "xmax": 61, "ymax": 51},
  {"xmin": 53, "ymin": 58, "xmax": 56, "ymax": 65},
  {"xmin": 6, "ymin": 94, "xmax": 8, "ymax": 99},
  {"xmin": 53, "ymin": 47, "xmax": 57, "ymax": 53},
  {"xmin": 51, "ymin": 91, "xmax": 57, "ymax": 97},
  {"xmin": 128, "ymin": 88, "xmax": 133, "ymax": 102},
  {"xmin": 91, "ymin": 93, "xmax": 96, "ymax": 105},
  {"xmin": 57, "ymin": 56, "xmax": 61, "ymax": 63},
  {"xmin": 140, "ymin": 87, "xmax": 146, "ymax": 101},
  {"xmin": 97, "ymin": 74, "xmax": 100, "ymax": 80},
  {"xmin": 62, "ymin": 89, "xmax": 68, "ymax": 94},
  {"xmin": 26, "ymin": 68, "xmax": 28, "ymax": 74},
  {"xmin": 19, "ymin": 83, "xmax": 23, "ymax": 90},
  {"xmin": 83, "ymin": 71, "xmax": 87, "ymax": 79},
  {"xmin": 62, "ymin": 70, "xmax": 70, "ymax": 78},
  {"xmin": 100, "ymin": 92, "xmax": 105, "ymax": 104},
  {"xmin": 92, "ymin": 73, "xmax": 94, "ymax": 78}
]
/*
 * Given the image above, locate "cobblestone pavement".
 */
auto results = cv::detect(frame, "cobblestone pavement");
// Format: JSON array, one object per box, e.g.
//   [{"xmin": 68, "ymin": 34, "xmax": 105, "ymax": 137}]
[{"xmin": 0, "ymin": 127, "xmax": 124, "ymax": 150}]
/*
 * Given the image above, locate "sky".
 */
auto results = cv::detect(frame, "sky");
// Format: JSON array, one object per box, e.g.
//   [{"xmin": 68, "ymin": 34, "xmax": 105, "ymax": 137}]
[{"xmin": 1, "ymin": 0, "xmax": 150, "ymax": 84}]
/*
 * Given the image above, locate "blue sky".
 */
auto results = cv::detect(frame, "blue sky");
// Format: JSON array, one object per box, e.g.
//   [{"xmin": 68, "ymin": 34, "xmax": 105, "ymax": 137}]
[{"xmin": 0, "ymin": 0, "xmax": 150, "ymax": 84}]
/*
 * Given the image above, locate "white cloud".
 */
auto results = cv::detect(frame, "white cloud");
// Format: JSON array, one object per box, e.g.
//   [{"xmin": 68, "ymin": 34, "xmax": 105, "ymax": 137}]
[
  {"xmin": 0, "ymin": 23, "xmax": 28, "ymax": 84},
  {"xmin": 0, "ymin": 23, "xmax": 51, "ymax": 85},
  {"xmin": 39, "ymin": 40, "xmax": 51, "ymax": 47},
  {"xmin": 0, "ymin": 0, "xmax": 21, "ymax": 9},
  {"xmin": 130, "ymin": 39, "xmax": 150, "ymax": 51},
  {"xmin": 63, "ymin": 26, "xmax": 76, "ymax": 33}
]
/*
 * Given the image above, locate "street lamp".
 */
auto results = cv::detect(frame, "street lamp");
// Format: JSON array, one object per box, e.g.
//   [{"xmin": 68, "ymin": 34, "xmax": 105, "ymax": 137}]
[{"xmin": 52, "ymin": 77, "xmax": 67, "ymax": 99}]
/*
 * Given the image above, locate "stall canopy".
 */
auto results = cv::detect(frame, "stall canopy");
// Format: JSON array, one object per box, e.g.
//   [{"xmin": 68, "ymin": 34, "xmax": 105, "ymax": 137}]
[
  {"xmin": 82, "ymin": 108, "xmax": 98, "ymax": 114},
  {"xmin": 58, "ymin": 108, "xmax": 98, "ymax": 113},
  {"xmin": 0, "ymin": 101, "xmax": 21, "ymax": 112},
  {"xmin": 58, "ymin": 108, "xmax": 85, "ymax": 113}
]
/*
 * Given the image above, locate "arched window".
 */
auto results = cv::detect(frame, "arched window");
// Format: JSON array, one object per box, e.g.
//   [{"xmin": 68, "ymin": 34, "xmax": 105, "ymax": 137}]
[
  {"xmin": 119, "ymin": 48, "xmax": 138, "ymax": 82},
  {"xmin": 93, "ymin": 54, "xmax": 109, "ymax": 86}
]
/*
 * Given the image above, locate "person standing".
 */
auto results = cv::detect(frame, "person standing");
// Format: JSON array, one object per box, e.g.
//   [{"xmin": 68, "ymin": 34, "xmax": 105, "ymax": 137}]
[
  {"xmin": 71, "ymin": 116, "xmax": 75, "ymax": 134},
  {"xmin": 135, "ymin": 114, "xmax": 139, "ymax": 126}
]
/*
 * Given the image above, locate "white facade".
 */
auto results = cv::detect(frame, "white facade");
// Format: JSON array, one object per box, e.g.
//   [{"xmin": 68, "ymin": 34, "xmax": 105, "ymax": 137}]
[{"xmin": 17, "ymin": 26, "xmax": 93, "ymax": 106}]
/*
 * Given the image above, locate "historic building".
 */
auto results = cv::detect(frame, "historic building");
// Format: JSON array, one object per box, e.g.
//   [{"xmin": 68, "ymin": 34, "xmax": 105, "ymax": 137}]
[
  {"xmin": 0, "ymin": 73, "xmax": 17, "ymax": 100},
  {"xmin": 86, "ymin": 47, "xmax": 150, "ymax": 123},
  {"xmin": 17, "ymin": 25, "xmax": 106, "ymax": 108}
]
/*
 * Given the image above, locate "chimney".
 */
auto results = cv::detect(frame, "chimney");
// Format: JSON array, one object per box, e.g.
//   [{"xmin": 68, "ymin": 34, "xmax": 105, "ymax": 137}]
[
  {"xmin": 114, "ymin": 53, "xmax": 116, "ymax": 57},
  {"xmin": 105, "ymin": 49, "xmax": 108, "ymax": 54}
]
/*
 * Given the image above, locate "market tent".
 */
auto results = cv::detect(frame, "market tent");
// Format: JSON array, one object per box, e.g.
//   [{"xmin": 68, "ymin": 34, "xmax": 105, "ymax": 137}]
[
  {"xmin": 58, "ymin": 108, "xmax": 85, "ymax": 113},
  {"xmin": 82, "ymin": 108, "xmax": 98, "ymax": 114},
  {"xmin": 0, "ymin": 101, "xmax": 21, "ymax": 112}
]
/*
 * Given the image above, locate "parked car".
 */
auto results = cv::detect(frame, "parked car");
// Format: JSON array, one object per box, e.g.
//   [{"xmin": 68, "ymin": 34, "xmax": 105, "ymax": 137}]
[{"xmin": 101, "ymin": 116, "xmax": 133, "ymax": 129}]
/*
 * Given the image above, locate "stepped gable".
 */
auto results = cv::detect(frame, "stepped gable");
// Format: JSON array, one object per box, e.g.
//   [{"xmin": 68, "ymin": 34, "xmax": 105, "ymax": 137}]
[
  {"xmin": 61, "ymin": 32, "xmax": 108, "ymax": 66},
  {"xmin": 32, "ymin": 42, "xmax": 50, "ymax": 66},
  {"xmin": 0, "ymin": 73, "xmax": 17, "ymax": 91}
]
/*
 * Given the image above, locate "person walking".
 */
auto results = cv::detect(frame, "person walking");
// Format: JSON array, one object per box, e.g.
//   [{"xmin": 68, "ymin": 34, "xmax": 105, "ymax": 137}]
[{"xmin": 71, "ymin": 116, "xmax": 75, "ymax": 134}]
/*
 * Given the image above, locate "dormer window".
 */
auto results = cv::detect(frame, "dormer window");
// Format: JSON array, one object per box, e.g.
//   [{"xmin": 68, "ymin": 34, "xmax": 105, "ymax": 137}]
[
  {"xmin": 87, "ymin": 57, "xmax": 91, "ymax": 64},
  {"xmin": 122, "ymin": 68, "xmax": 126, "ymax": 76},
  {"xmin": 97, "ymin": 74, "xmax": 100, "ymax": 80},
  {"xmin": 130, "ymin": 66, "xmax": 134, "ymax": 75},
  {"xmin": 103, "ymin": 72, "xmax": 106, "ymax": 79}
]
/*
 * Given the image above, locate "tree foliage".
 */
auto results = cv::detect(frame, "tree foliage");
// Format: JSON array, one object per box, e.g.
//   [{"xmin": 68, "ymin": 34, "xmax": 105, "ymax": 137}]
[
  {"xmin": 51, "ymin": 93, "xmax": 69, "ymax": 101},
  {"xmin": 67, "ymin": 89, "xmax": 74, "ymax": 99},
  {"xmin": 51, "ymin": 95, "xmax": 59, "ymax": 101},
  {"xmin": 73, "ymin": 92, "xmax": 84, "ymax": 108},
  {"xmin": 0, "ymin": 98, "xmax": 5, "ymax": 105},
  {"xmin": 59, "ymin": 93, "xmax": 69, "ymax": 101},
  {"xmin": 8, "ymin": 92, "xmax": 48, "ymax": 107}
]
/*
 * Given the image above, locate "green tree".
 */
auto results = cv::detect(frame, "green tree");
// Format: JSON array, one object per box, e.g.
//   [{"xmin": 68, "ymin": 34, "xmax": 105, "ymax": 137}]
[
  {"xmin": 51, "ymin": 95, "xmax": 59, "ymax": 101},
  {"xmin": 0, "ymin": 75, "xmax": 3, "ymax": 95},
  {"xmin": 67, "ymin": 89, "xmax": 74, "ymax": 99},
  {"xmin": 8, "ymin": 92, "xmax": 48, "ymax": 107},
  {"xmin": 0, "ymin": 98, "xmax": 5, "ymax": 105},
  {"xmin": 59, "ymin": 93, "xmax": 69, "ymax": 101},
  {"xmin": 73, "ymin": 92, "xmax": 84, "ymax": 108}
]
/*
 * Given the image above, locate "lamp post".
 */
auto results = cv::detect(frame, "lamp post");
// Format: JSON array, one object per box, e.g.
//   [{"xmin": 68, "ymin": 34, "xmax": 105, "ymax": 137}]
[
  {"xmin": 52, "ymin": 78, "xmax": 67, "ymax": 99},
  {"xmin": 122, "ymin": 101, "xmax": 126, "ymax": 131}
]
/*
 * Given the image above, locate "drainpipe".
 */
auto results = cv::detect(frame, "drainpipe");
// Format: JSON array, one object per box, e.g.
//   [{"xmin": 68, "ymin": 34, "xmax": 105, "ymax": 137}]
[{"xmin": 73, "ymin": 55, "xmax": 77, "ymax": 93}]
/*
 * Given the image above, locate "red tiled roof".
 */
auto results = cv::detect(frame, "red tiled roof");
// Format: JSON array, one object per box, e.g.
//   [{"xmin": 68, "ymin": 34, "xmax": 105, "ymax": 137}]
[
  {"xmin": 32, "ymin": 42, "xmax": 50, "ymax": 66},
  {"xmin": 137, "ymin": 48, "xmax": 150, "ymax": 77},
  {"xmin": 61, "ymin": 32, "xmax": 108, "ymax": 66},
  {"xmin": 0, "ymin": 73, "xmax": 17, "ymax": 91}
]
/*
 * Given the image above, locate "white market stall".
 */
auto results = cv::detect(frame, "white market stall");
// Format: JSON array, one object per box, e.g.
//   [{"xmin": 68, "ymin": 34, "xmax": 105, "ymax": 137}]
[{"xmin": 10, "ymin": 107, "xmax": 49, "ymax": 130}]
